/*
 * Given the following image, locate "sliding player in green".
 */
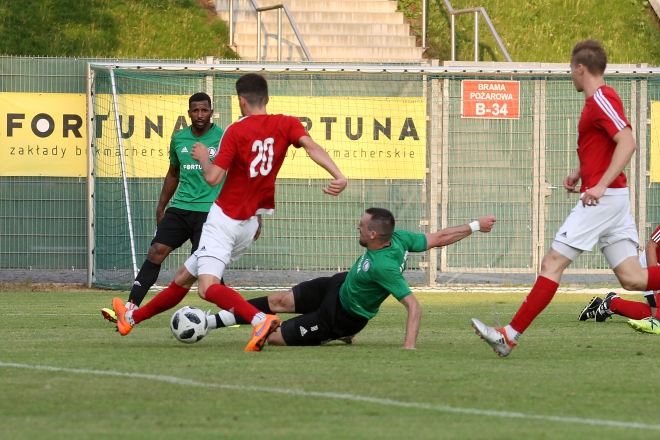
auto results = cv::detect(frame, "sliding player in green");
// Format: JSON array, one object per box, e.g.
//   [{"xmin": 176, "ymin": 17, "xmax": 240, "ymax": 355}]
[{"xmin": 206, "ymin": 208, "xmax": 496, "ymax": 348}]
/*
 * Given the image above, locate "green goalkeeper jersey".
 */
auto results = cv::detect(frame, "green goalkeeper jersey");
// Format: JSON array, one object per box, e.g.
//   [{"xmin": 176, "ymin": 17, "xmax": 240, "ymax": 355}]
[
  {"xmin": 169, "ymin": 124, "xmax": 224, "ymax": 212},
  {"xmin": 339, "ymin": 230, "xmax": 428, "ymax": 319}
]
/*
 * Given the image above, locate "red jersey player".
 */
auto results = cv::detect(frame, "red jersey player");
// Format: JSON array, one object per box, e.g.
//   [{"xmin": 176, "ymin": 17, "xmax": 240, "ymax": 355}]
[
  {"xmin": 578, "ymin": 224, "xmax": 659, "ymax": 329},
  {"xmin": 472, "ymin": 39, "xmax": 660, "ymax": 357},
  {"xmin": 111, "ymin": 73, "xmax": 348, "ymax": 351}
]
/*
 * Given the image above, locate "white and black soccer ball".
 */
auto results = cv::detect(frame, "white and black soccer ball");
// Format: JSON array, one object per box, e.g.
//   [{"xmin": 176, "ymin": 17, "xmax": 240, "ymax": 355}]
[{"xmin": 170, "ymin": 306, "xmax": 208, "ymax": 344}]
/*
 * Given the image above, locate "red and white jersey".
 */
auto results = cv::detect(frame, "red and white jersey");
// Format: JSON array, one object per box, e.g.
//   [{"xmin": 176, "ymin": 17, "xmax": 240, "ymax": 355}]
[
  {"xmin": 577, "ymin": 85, "xmax": 631, "ymax": 192},
  {"xmin": 212, "ymin": 114, "xmax": 306, "ymax": 220},
  {"xmin": 650, "ymin": 224, "xmax": 660, "ymax": 261}
]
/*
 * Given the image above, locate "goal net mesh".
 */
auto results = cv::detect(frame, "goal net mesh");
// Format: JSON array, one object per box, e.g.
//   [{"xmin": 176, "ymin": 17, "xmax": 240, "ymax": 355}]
[{"xmin": 90, "ymin": 67, "xmax": 430, "ymax": 289}]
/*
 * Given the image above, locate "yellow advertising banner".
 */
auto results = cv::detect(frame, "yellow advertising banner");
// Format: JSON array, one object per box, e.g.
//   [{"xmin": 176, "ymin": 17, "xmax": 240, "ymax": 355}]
[
  {"xmin": 1, "ymin": 93, "xmax": 427, "ymax": 180},
  {"xmin": 651, "ymin": 101, "xmax": 660, "ymax": 182},
  {"xmin": 231, "ymin": 96, "xmax": 427, "ymax": 179},
  {"xmin": 0, "ymin": 93, "xmax": 87, "ymax": 177},
  {"xmin": 94, "ymin": 94, "xmax": 190, "ymax": 178}
]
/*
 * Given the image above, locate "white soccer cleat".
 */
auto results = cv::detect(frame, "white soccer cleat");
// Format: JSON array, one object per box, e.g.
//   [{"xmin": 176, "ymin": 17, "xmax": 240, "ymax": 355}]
[{"xmin": 471, "ymin": 318, "xmax": 516, "ymax": 358}]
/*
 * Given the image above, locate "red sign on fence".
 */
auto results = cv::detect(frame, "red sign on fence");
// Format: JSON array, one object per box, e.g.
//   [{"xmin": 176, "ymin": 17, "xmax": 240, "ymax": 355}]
[{"xmin": 461, "ymin": 80, "xmax": 520, "ymax": 119}]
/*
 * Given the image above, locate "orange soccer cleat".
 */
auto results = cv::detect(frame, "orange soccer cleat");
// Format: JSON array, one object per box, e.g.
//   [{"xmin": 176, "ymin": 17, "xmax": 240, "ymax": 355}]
[
  {"xmin": 113, "ymin": 297, "xmax": 134, "ymax": 336},
  {"xmin": 245, "ymin": 314, "xmax": 280, "ymax": 352}
]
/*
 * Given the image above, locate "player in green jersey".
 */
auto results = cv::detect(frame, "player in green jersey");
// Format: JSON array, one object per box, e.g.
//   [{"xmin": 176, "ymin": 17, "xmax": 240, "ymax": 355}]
[
  {"xmin": 102, "ymin": 92, "xmax": 228, "ymax": 323},
  {"xmin": 205, "ymin": 207, "xmax": 496, "ymax": 349}
]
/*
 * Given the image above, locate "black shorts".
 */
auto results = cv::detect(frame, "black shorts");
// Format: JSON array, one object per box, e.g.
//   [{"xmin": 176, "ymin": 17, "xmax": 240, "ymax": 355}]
[
  {"xmin": 280, "ymin": 272, "xmax": 369, "ymax": 346},
  {"xmin": 152, "ymin": 207, "xmax": 208, "ymax": 254}
]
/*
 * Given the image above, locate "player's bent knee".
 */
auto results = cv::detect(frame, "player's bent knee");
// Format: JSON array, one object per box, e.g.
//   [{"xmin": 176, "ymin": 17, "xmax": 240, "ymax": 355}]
[
  {"xmin": 147, "ymin": 243, "xmax": 172, "ymax": 263},
  {"xmin": 612, "ymin": 252, "xmax": 648, "ymax": 291},
  {"xmin": 268, "ymin": 290, "xmax": 295, "ymax": 313},
  {"xmin": 196, "ymin": 281, "xmax": 210, "ymax": 298},
  {"xmin": 615, "ymin": 270, "xmax": 646, "ymax": 291},
  {"xmin": 539, "ymin": 244, "xmax": 576, "ymax": 281},
  {"xmin": 173, "ymin": 265, "xmax": 197, "ymax": 289},
  {"xmin": 196, "ymin": 274, "xmax": 221, "ymax": 299}
]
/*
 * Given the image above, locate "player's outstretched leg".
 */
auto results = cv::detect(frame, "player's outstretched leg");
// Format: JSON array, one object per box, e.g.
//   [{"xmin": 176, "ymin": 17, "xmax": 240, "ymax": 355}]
[
  {"xmin": 578, "ymin": 296, "xmax": 603, "ymax": 321},
  {"xmin": 627, "ymin": 317, "xmax": 660, "ymax": 334},
  {"xmin": 471, "ymin": 318, "xmax": 517, "ymax": 358},
  {"xmin": 245, "ymin": 314, "xmax": 281, "ymax": 352}
]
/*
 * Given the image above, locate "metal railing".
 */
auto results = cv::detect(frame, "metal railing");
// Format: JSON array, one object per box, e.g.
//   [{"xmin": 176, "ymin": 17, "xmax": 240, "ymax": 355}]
[
  {"xmin": 421, "ymin": 0, "xmax": 511, "ymax": 62},
  {"xmin": 228, "ymin": 0, "xmax": 313, "ymax": 61}
]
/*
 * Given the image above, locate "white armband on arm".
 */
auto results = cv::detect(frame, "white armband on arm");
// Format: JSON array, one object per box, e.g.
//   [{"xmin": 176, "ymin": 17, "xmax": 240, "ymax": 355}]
[{"xmin": 469, "ymin": 221, "xmax": 480, "ymax": 233}]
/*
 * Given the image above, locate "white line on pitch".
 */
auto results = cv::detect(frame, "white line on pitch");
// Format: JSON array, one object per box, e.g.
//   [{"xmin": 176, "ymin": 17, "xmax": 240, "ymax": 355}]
[
  {"xmin": 1, "ymin": 313, "xmax": 98, "ymax": 316},
  {"xmin": 1, "ymin": 362, "xmax": 659, "ymax": 431}
]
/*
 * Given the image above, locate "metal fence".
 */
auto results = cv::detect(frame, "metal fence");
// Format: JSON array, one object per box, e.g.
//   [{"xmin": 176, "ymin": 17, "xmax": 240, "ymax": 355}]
[{"xmin": 3, "ymin": 57, "xmax": 660, "ymax": 289}]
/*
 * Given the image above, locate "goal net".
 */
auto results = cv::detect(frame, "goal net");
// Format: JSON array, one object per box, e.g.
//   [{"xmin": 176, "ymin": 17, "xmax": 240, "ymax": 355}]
[{"xmin": 88, "ymin": 64, "xmax": 432, "ymax": 289}]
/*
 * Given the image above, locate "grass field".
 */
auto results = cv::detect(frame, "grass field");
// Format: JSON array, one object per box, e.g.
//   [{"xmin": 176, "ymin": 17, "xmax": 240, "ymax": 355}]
[
  {"xmin": 1, "ymin": 289, "xmax": 659, "ymax": 439},
  {"xmin": 0, "ymin": 0, "xmax": 238, "ymax": 59},
  {"xmin": 398, "ymin": 0, "xmax": 660, "ymax": 64}
]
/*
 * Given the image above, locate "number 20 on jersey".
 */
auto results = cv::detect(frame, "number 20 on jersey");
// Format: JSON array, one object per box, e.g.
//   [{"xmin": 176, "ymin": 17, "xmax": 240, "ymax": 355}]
[{"xmin": 250, "ymin": 138, "xmax": 274, "ymax": 177}]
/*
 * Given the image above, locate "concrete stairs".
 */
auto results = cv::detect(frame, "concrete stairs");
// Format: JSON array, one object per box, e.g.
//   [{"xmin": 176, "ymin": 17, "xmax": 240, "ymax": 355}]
[{"xmin": 215, "ymin": 0, "xmax": 425, "ymax": 63}]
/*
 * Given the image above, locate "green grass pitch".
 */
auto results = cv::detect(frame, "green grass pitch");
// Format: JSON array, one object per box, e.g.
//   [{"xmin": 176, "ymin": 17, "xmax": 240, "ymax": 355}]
[{"xmin": 1, "ymin": 289, "xmax": 659, "ymax": 439}]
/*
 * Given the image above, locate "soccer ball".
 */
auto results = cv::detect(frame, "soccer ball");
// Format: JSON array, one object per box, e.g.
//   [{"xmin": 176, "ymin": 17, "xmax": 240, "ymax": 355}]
[{"xmin": 170, "ymin": 306, "xmax": 208, "ymax": 344}]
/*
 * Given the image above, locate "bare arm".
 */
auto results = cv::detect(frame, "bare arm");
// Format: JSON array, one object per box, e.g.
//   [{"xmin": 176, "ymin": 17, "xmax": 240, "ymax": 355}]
[
  {"xmin": 581, "ymin": 127, "xmax": 636, "ymax": 206},
  {"xmin": 563, "ymin": 168, "xmax": 581, "ymax": 197},
  {"xmin": 191, "ymin": 142, "xmax": 226, "ymax": 187},
  {"xmin": 400, "ymin": 294, "xmax": 421, "ymax": 349},
  {"xmin": 646, "ymin": 239, "xmax": 659, "ymax": 267},
  {"xmin": 156, "ymin": 164, "xmax": 180, "ymax": 225},
  {"xmin": 425, "ymin": 216, "xmax": 496, "ymax": 250},
  {"xmin": 298, "ymin": 136, "xmax": 347, "ymax": 196}
]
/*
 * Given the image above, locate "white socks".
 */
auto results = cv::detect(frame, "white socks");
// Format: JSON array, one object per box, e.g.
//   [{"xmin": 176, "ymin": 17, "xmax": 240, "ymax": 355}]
[
  {"xmin": 218, "ymin": 310, "xmax": 237, "ymax": 327},
  {"xmin": 206, "ymin": 310, "xmax": 238, "ymax": 330},
  {"xmin": 124, "ymin": 310, "xmax": 135, "ymax": 326},
  {"xmin": 504, "ymin": 325, "xmax": 520, "ymax": 344},
  {"xmin": 125, "ymin": 302, "xmax": 138, "ymax": 311},
  {"xmin": 251, "ymin": 312, "xmax": 266, "ymax": 326},
  {"xmin": 206, "ymin": 314, "xmax": 218, "ymax": 330}
]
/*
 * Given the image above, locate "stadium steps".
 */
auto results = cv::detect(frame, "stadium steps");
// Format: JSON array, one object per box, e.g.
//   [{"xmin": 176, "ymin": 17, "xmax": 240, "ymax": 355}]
[
  {"xmin": 651, "ymin": 0, "xmax": 660, "ymax": 19},
  {"xmin": 215, "ymin": 0, "xmax": 425, "ymax": 63}
]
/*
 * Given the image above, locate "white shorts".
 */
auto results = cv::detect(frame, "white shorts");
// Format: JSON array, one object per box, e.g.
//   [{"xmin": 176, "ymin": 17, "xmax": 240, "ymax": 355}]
[
  {"xmin": 554, "ymin": 191, "xmax": 639, "ymax": 252},
  {"xmin": 184, "ymin": 204, "xmax": 259, "ymax": 280}
]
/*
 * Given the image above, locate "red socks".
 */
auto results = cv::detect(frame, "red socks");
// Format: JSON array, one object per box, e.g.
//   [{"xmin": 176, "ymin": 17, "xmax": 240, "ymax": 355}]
[
  {"xmin": 510, "ymin": 276, "xmax": 559, "ymax": 334},
  {"xmin": 130, "ymin": 282, "xmax": 261, "ymax": 326},
  {"xmin": 132, "ymin": 281, "xmax": 190, "ymax": 325},
  {"xmin": 642, "ymin": 268, "xmax": 660, "ymax": 319},
  {"xmin": 204, "ymin": 284, "xmax": 261, "ymax": 324},
  {"xmin": 645, "ymin": 266, "xmax": 660, "ymax": 291},
  {"xmin": 609, "ymin": 297, "xmax": 652, "ymax": 320}
]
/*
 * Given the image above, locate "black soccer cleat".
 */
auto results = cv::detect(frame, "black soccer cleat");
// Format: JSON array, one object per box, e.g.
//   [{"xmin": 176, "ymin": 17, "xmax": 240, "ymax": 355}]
[
  {"xmin": 578, "ymin": 296, "xmax": 603, "ymax": 321},
  {"xmin": 595, "ymin": 292, "xmax": 619, "ymax": 322}
]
